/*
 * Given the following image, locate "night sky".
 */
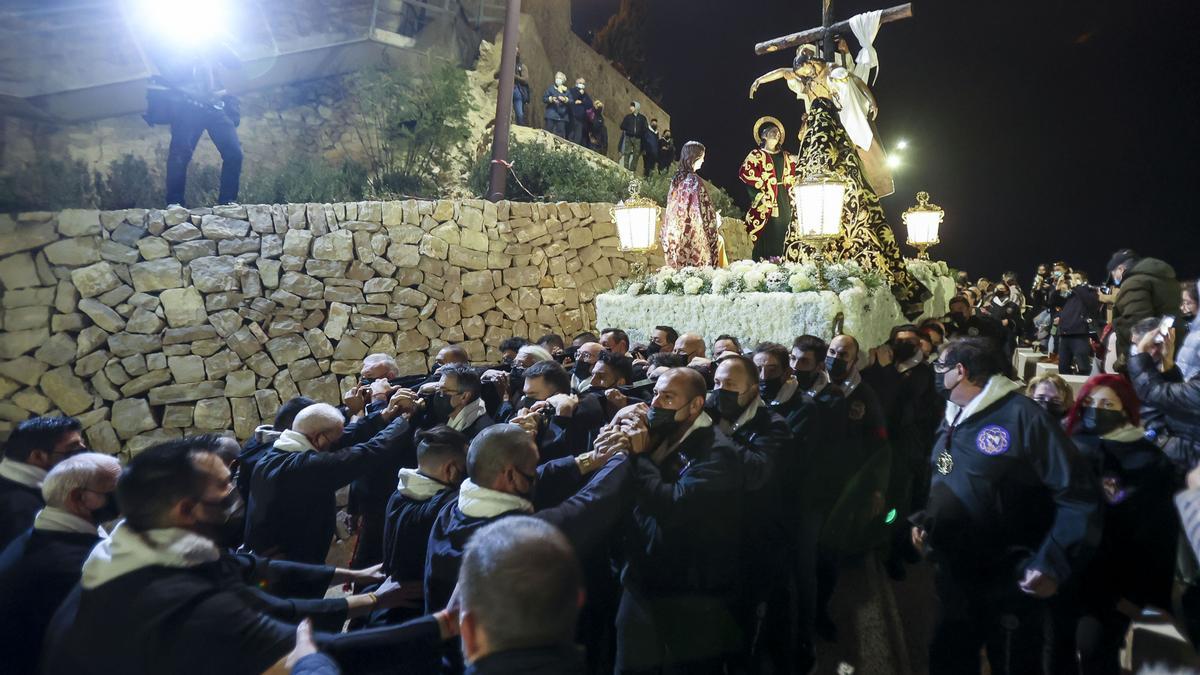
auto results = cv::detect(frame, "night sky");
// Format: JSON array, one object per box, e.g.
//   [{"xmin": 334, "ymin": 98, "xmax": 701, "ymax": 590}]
[{"xmin": 572, "ymin": 0, "xmax": 1200, "ymax": 285}]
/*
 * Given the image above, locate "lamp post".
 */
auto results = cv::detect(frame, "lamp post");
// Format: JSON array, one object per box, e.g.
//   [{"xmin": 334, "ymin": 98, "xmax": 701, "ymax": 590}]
[
  {"xmin": 901, "ymin": 191, "xmax": 943, "ymax": 260},
  {"xmin": 790, "ymin": 170, "xmax": 847, "ymax": 287},
  {"xmin": 611, "ymin": 179, "xmax": 661, "ymax": 276}
]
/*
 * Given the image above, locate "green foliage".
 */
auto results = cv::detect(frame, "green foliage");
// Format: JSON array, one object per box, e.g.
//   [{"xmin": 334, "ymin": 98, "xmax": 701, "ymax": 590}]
[
  {"xmin": 96, "ymin": 154, "xmax": 163, "ymax": 210},
  {"xmin": 344, "ymin": 62, "xmax": 474, "ymax": 197},
  {"xmin": 184, "ymin": 165, "xmax": 222, "ymax": 209},
  {"xmin": 0, "ymin": 157, "xmax": 96, "ymax": 212},
  {"xmin": 469, "ymin": 140, "xmax": 629, "ymax": 203},
  {"xmin": 241, "ymin": 155, "xmax": 368, "ymax": 204}
]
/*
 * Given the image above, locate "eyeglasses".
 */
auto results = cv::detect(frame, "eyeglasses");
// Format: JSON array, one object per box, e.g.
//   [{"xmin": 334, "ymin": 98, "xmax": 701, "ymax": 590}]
[{"xmin": 933, "ymin": 361, "xmax": 954, "ymax": 374}]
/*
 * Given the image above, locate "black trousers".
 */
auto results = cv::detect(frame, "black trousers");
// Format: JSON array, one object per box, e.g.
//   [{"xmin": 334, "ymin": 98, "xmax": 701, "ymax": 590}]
[
  {"xmin": 165, "ymin": 103, "xmax": 242, "ymax": 206},
  {"xmin": 568, "ymin": 118, "xmax": 590, "ymax": 148},
  {"xmin": 929, "ymin": 564, "xmax": 1049, "ymax": 675},
  {"xmin": 615, "ymin": 587, "xmax": 740, "ymax": 674},
  {"xmin": 1058, "ymin": 335, "xmax": 1093, "ymax": 375},
  {"xmin": 545, "ymin": 118, "xmax": 568, "ymax": 138}
]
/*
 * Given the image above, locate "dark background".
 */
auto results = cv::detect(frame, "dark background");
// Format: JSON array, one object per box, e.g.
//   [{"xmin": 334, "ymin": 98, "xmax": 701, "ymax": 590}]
[{"xmin": 572, "ymin": 0, "xmax": 1200, "ymax": 285}]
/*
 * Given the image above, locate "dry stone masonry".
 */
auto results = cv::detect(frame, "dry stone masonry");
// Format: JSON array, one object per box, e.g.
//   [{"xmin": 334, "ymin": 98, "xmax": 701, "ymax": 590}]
[{"xmin": 0, "ymin": 200, "xmax": 663, "ymax": 456}]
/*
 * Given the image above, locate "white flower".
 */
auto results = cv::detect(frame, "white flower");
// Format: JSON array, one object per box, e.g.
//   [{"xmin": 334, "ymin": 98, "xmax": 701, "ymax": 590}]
[
  {"xmin": 789, "ymin": 273, "xmax": 814, "ymax": 293},
  {"xmin": 683, "ymin": 277, "xmax": 704, "ymax": 295},
  {"xmin": 627, "ymin": 282, "xmax": 643, "ymax": 296},
  {"xmin": 655, "ymin": 278, "xmax": 670, "ymax": 294},
  {"xmin": 743, "ymin": 270, "xmax": 766, "ymax": 290}
]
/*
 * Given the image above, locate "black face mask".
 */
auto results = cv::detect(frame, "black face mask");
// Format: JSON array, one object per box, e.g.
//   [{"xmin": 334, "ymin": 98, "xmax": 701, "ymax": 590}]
[
  {"xmin": 429, "ymin": 392, "xmax": 455, "ymax": 422},
  {"xmin": 196, "ymin": 491, "xmax": 246, "ymax": 550},
  {"xmin": 1037, "ymin": 399, "xmax": 1068, "ymax": 420},
  {"xmin": 759, "ymin": 377, "xmax": 784, "ymax": 401},
  {"xmin": 647, "ymin": 405, "xmax": 684, "ymax": 438},
  {"xmin": 586, "ymin": 384, "xmax": 609, "ymax": 397},
  {"xmin": 934, "ymin": 367, "xmax": 958, "ymax": 402},
  {"xmin": 1080, "ymin": 408, "xmax": 1126, "ymax": 436},
  {"xmin": 825, "ymin": 356, "xmax": 848, "ymax": 381},
  {"xmin": 891, "ymin": 341, "xmax": 918, "ymax": 363},
  {"xmin": 645, "ymin": 341, "xmax": 662, "ymax": 356},
  {"xmin": 795, "ymin": 369, "xmax": 819, "ymax": 390},
  {"xmin": 707, "ymin": 389, "xmax": 746, "ymax": 422},
  {"xmin": 514, "ymin": 467, "xmax": 538, "ymax": 501},
  {"xmin": 91, "ymin": 491, "xmax": 121, "ymax": 524},
  {"xmin": 573, "ymin": 359, "xmax": 594, "ymax": 380}
]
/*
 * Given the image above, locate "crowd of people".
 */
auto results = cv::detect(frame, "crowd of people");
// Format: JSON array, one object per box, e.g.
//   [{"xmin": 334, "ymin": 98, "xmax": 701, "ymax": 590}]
[
  {"xmin": 0, "ymin": 247, "xmax": 1198, "ymax": 675},
  {"xmin": 526, "ymin": 66, "xmax": 674, "ymax": 174}
]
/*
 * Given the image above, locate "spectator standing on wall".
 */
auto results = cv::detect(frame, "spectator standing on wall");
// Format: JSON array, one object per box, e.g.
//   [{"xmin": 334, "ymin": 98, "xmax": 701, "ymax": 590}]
[
  {"xmin": 619, "ymin": 101, "xmax": 648, "ymax": 171},
  {"xmin": 512, "ymin": 63, "xmax": 531, "ymax": 127},
  {"xmin": 590, "ymin": 100, "xmax": 609, "ymax": 157},
  {"xmin": 657, "ymin": 129, "xmax": 675, "ymax": 170},
  {"xmin": 642, "ymin": 117, "xmax": 661, "ymax": 177},
  {"xmin": 567, "ymin": 77, "xmax": 595, "ymax": 148},
  {"xmin": 542, "ymin": 72, "xmax": 570, "ymax": 139}
]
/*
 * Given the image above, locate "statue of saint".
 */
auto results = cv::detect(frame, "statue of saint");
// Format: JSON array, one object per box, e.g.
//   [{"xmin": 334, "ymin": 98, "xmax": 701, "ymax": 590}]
[
  {"xmin": 739, "ymin": 117, "xmax": 798, "ymax": 260},
  {"xmin": 661, "ymin": 141, "xmax": 724, "ymax": 268},
  {"xmin": 749, "ymin": 44, "xmax": 928, "ymax": 316}
]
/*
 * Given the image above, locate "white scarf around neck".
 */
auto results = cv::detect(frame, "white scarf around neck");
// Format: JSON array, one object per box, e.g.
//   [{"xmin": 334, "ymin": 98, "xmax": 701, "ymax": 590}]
[
  {"xmin": 456, "ymin": 479, "xmax": 533, "ymax": 519},
  {"xmin": 81, "ymin": 522, "xmax": 220, "ymax": 589},
  {"xmin": 34, "ymin": 506, "xmax": 101, "ymax": 536},
  {"xmin": 397, "ymin": 468, "xmax": 448, "ymax": 501},
  {"xmin": 273, "ymin": 429, "xmax": 316, "ymax": 453},
  {"xmin": 943, "ymin": 375, "xmax": 1022, "ymax": 425},
  {"xmin": 0, "ymin": 458, "xmax": 47, "ymax": 489},
  {"xmin": 449, "ymin": 398, "xmax": 488, "ymax": 433}
]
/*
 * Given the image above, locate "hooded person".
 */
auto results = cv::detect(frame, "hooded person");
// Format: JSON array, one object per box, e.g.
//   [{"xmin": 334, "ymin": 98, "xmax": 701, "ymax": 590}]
[{"xmin": 1108, "ymin": 248, "xmax": 1181, "ymax": 372}]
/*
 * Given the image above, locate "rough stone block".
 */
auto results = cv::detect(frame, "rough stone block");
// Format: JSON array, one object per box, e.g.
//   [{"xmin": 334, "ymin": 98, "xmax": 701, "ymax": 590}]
[
  {"xmin": 56, "ymin": 209, "xmax": 102, "ymax": 237},
  {"xmin": 312, "ymin": 230, "xmax": 354, "ymax": 261},
  {"xmin": 200, "ymin": 215, "xmax": 250, "ymax": 240},
  {"xmin": 148, "ymin": 381, "xmax": 225, "ymax": 405},
  {"xmin": 194, "ymin": 397, "xmax": 232, "ymax": 430},
  {"xmin": 160, "ymin": 287, "xmax": 207, "ymax": 327},
  {"xmin": 78, "ymin": 298, "xmax": 126, "ymax": 332},
  {"xmin": 189, "ymin": 256, "xmax": 239, "ymax": 293},
  {"xmin": 70, "ymin": 262, "xmax": 121, "ymax": 298},
  {"xmin": 40, "ymin": 366, "xmax": 93, "ymax": 416}
]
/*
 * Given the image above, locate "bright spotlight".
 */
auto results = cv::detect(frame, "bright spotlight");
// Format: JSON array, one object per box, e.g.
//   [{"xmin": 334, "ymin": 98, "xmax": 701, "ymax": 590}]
[
  {"xmin": 135, "ymin": 0, "xmax": 229, "ymax": 41},
  {"xmin": 895, "ymin": 139, "xmax": 909, "ymax": 150},
  {"xmin": 886, "ymin": 155, "xmax": 902, "ymax": 169}
]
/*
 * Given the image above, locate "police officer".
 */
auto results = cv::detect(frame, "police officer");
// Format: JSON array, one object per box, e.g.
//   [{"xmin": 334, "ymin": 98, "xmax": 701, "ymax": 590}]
[{"xmin": 911, "ymin": 337, "xmax": 1100, "ymax": 674}]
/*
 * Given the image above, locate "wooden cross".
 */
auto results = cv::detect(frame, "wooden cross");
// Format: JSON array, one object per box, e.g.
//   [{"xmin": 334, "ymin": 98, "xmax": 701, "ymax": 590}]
[{"xmin": 754, "ymin": 1, "xmax": 913, "ymax": 56}]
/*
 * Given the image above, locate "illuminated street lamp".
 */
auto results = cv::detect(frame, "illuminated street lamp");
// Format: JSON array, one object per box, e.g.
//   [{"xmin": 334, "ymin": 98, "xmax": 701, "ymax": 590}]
[
  {"xmin": 902, "ymin": 191, "xmax": 944, "ymax": 259},
  {"xmin": 610, "ymin": 179, "xmax": 661, "ymax": 253}
]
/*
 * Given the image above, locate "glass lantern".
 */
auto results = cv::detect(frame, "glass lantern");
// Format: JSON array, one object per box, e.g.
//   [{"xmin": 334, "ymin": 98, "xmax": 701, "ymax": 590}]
[
  {"xmin": 610, "ymin": 179, "xmax": 661, "ymax": 253},
  {"xmin": 901, "ymin": 191, "xmax": 944, "ymax": 259}
]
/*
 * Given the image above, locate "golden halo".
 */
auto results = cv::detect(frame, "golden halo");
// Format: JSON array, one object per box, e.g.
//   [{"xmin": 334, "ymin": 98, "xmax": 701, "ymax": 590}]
[{"xmin": 753, "ymin": 116, "xmax": 785, "ymax": 146}]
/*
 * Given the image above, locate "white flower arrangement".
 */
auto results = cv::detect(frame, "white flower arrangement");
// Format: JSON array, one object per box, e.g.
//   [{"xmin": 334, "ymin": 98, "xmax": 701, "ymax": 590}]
[{"xmin": 682, "ymin": 277, "xmax": 705, "ymax": 295}]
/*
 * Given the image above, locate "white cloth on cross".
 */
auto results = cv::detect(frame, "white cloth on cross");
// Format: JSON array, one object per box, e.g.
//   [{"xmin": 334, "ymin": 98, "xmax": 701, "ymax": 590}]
[{"xmin": 849, "ymin": 10, "xmax": 882, "ymax": 84}]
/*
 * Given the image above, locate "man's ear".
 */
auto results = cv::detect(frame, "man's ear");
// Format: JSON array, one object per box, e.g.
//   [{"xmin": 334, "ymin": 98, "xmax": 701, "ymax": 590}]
[
  {"xmin": 172, "ymin": 497, "xmax": 199, "ymax": 527},
  {"xmin": 25, "ymin": 449, "xmax": 51, "ymax": 470},
  {"xmin": 460, "ymin": 610, "xmax": 481, "ymax": 661}
]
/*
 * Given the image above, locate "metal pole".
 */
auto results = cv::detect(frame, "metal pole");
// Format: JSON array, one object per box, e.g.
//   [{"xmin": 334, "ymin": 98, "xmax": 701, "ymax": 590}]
[{"xmin": 487, "ymin": 0, "xmax": 521, "ymax": 201}]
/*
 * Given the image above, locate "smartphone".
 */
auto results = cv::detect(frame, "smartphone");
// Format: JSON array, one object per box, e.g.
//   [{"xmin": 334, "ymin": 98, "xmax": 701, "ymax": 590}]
[{"xmin": 1159, "ymin": 316, "xmax": 1175, "ymax": 336}]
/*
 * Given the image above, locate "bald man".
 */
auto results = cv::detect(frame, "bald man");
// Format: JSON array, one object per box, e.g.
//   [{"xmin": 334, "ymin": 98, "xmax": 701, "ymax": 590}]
[
  {"xmin": 571, "ymin": 342, "xmax": 605, "ymax": 394},
  {"xmin": 673, "ymin": 333, "xmax": 715, "ymax": 389},
  {"xmin": 616, "ymin": 367, "xmax": 744, "ymax": 671}
]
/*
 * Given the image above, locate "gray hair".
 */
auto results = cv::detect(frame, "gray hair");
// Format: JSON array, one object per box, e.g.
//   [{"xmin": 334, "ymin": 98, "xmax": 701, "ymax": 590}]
[
  {"xmin": 292, "ymin": 403, "xmax": 345, "ymax": 436},
  {"xmin": 467, "ymin": 424, "xmax": 536, "ymax": 487},
  {"xmin": 459, "ymin": 516, "xmax": 581, "ymax": 653},
  {"xmin": 362, "ymin": 353, "xmax": 400, "ymax": 379},
  {"xmin": 517, "ymin": 345, "xmax": 553, "ymax": 364},
  {"xmin": 42, "ymin": 452, "xmax": 121, "ymax": 508}
]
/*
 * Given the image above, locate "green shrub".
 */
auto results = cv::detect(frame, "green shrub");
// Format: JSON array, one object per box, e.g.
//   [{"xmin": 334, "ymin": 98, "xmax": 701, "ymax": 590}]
[
  {"xmin": 183, "ymin": 164, "xmax": 221, "ymax": 208},
  {"xmin": 0, "ymin": 157, "xmax": 96, "ymax": 212},
  {"xmin": 470, "ymin": 140, "xmax": 630, "ymax": 203},
  {"xmin": 96, "ymin": 154, "xmax": 163, "ymax": 209},
  {"xmin": 241, "ymin": 156, "xmax": 368, "ymax": 204}
]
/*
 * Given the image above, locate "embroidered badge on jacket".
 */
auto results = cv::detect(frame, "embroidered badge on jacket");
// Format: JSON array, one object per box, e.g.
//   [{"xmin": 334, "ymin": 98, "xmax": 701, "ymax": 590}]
[{"xmin": 975, "ymin": 425, "xmax": 1011, "ymax": 456}]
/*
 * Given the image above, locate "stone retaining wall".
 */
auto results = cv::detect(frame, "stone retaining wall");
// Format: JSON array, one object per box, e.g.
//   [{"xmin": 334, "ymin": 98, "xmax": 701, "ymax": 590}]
[{"xmin": 0, "ymin": 200, "xmax": 666, "ymax": 455}]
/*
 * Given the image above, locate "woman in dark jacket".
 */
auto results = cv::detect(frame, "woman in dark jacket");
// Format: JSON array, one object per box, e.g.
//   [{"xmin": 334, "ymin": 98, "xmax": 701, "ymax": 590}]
[
  {"xmin": 1058, "ymin": 374, "xmax": 1178, "ymax": 675},
  {"xmin": 1130, "ymin": 328, "xmax": 1200, "ymax": 469}
]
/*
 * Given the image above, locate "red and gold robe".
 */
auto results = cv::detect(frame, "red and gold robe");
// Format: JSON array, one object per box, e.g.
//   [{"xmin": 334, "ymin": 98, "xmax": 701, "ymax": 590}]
[
  {"xmin": 739, "ymin": 148, "xmax": 797, "ymax": 260},
  {"xmin": 660, "ymin": 172, "xmax": 721, "ymax": 268}
]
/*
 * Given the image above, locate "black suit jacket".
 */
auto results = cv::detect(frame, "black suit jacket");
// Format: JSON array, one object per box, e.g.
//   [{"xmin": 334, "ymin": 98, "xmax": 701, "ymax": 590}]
[
  {"xmin": 0, "ymin": 476, "xmax": 43, "ymax": 550},
  {"xmin": 0, "ymin": 527, "xmax": 99, "ymax": 674}
]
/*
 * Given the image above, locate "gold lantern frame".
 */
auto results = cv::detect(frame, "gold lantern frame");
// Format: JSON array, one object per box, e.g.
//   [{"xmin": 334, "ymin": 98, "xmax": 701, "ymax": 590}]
[{"xmin": 902, "ymin": 191, "xmax": 944, "ymax": 260}]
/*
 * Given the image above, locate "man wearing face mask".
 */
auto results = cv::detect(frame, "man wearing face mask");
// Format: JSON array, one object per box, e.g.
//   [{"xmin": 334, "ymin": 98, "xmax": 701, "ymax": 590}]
[
  {"xmin": 425, "ymin": 424, "xmax": 629, "ymax": 614},
  {"xmin": 1109, "ymin": 248, "xmax": 1180, "ymax": 373},
  {"xmin": 245, "ymin": 396, "xmax": 416, "ymax": 565},
  {"xmin": 44, "ymin": 437, "xmax": 424, "ymax": 675},
  {"xmin": 945, "ymin": 296, "xmax": 1007, "ymax": 355},
  {"xmin": 1051, "ymin": 271, "xmax": 1100, "ymax": 375},
  {"xmin": 615, "ymin": 367, "xmax": 744, "ymax": 672},
  {"xmin": 571, "ymin": 342, "xmax": 605, "ymax": 394},
  {"xmin": 574, "ymin": 351, "xmax": 647, "ymax": 435},
  {"xmin": 425, "ymin": 365, "xmax": 495, "ymax": 441},
  {"xmin": 0, "ymin": 415, "xmax": 87, "ymax": 549},
  {"xmin": 543, "ymin": 72, "xmax": 570, "ymax": 138},
  {"xmin": 911, "ymin": 338, "xmax": 1100, "ymax": 674},
  {"xmin": 381, "ymin": 426, "xmax": 468, "ymax": 625},
  {"xmin": 0, "ymin": 453, "xmax": 119, "ymax": 674},
  {"xmin": 862, "ymin": 326, "xmax": 945, "ymax": 580},
  {"xmin": 981, "ymin": 283, "xmax": 1022, "ymax": 360},
  {"xmin": 708, "ymin": 355, "xmax": 793, "ymax": 671},
  {"xmin": 567, "ymin": 77, "xmax": 594, "ymax": 148}
]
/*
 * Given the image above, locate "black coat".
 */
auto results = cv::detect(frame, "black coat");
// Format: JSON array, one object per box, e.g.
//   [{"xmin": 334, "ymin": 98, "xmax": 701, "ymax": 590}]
[
  {"xmin": 0, "ymin": 475, "xmax": 43, "ymax": 550},
  {"xmin": 244, "ymin": 413, "xmax": 412, "ymax": 564},
  {"xmin": 766, "ymin": 381, "xmax": 847, "ymax": 516},
  {"xmin": 619, "ymin": 112, "xmax": 647, "ymax": 140},
  {"xmin": 567, "ymin": 87, "xmax": 593, "ymax": 121},
  {"xmin": 912, "ymin": 384, "xmax": 1101, "ymax": 585},
  {"xmin": 623, "ymin": 423, "xmax": 744, "ymax": 599},
  {"xmin": 424, "ymin": 454, "xmax": 630, "ymax": 613},
  {"xmin": 861, "ymin": 362, "xmax": 944, "ymax": 510},
  {"xmin": 1052, "ymin": 285, "xmax": 1100, "ymax": 336},
  {"xmin": 1129, "ymin": 352, "xmax": 1200, "ymax": 468},
  {"xmin": 465, "ymin": 644, "xmax": 587, "ymax": 674},
  {"xmin": 0, "ymin": 527, "xmax": 99, "ymax": 674},
  {"xmin": 382, "ymin": 485, "xmax": 458, "ymax": 582}
]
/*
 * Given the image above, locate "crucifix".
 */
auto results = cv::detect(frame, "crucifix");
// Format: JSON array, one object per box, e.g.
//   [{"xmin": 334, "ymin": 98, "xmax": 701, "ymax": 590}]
[{"xmin": 754, "ymin": 1, "xmax": 912, "ymax": 58}]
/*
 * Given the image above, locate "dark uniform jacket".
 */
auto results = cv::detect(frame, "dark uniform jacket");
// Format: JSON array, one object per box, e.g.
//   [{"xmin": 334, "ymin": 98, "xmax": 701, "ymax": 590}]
[
  {"xmin": 245, "ymin": 413, "xmax": 411, "ymax": 564},
  {"xmin": 465, "ymin": 644, "xmax": 587, "ymax": 674},
  {"xmin": 425, "ymin": 454, "xmax": 630, "ymax": 613},
  {"xmin": 382, "ymin": 476, "xmax": 458, "ymax": 583},
  {"xmin": 862, "ymin": 359, "xmax": 944, "ymax": 511},
  {"xmin": 0, "ymin": 469, "xmax": 44, "ymax": 550},
  {"xmin": 913, "ymin": 376, "xmax": 1101, "ymax": 586},
  {"xmin": 1071, "ymin": 426, "xmax": 1178, "ymax": 610},
  {"xmin": 1129, "ymin": 352, "xmax": 1200, "ymax": 469},
  {"xmin": 623, "ymin": 419, "xmax": 744, "ymax": 599},
  {"xmin": 1052, "ymin": 285, "xmax": 1100, "ymax": 336},
  {"xmin": 0, "ymin": 525, "xmax": 100, "ymax": 674},
  {"xmin": 766, "ymin": 376, "xmax": 846, "ymax": 517}
]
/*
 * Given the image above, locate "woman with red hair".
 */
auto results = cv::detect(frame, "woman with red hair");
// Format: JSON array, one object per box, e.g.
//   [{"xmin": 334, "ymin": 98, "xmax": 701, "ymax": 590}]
[{"xmin": 1059, "ymin": 373, "xmax": 1178, "ymax": 674}]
